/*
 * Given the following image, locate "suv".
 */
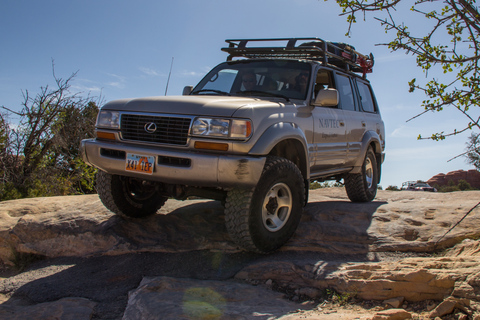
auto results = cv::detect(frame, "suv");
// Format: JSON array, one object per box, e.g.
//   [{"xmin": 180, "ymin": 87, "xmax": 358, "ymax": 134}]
[{"xmin": 81, "ymin": 38, "xmax": 385, "ymax": 253}]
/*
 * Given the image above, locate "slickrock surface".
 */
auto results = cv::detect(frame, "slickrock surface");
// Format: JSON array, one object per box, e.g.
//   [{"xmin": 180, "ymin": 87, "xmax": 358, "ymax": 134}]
[{"xmin": 0, "ymin": 188, "xmax": 479, "ymax": 319}]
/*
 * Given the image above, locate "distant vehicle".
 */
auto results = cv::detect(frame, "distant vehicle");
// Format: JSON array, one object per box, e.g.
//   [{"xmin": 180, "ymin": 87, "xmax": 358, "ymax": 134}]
[{"xmin": 402, "ymin": 181, "xmax": 437, "ymax": 192}]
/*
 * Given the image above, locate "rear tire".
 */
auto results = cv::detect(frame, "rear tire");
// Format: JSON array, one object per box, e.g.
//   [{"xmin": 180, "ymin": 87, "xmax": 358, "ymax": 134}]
[
  {"xmin": 224, "ymin": 156, "xmax": 305, "ymax": 253},
  {"xmin": 96, "ymin": 171, "xmax": 167, "ymax": 218},
  {"xmin": 345, "ymin": 147, "xmax": 378, "ymax": 202}
]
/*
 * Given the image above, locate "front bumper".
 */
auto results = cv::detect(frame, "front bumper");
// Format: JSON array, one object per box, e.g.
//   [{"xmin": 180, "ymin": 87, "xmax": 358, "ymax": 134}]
[{"xmin": 80, "ymin": 139, "xmax": 266, "ymax": 188}]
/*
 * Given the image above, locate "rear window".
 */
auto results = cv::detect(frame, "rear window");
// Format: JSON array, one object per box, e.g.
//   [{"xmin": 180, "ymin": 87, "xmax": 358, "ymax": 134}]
[
  {"xmin": 336, "ymin": 74, "xmax": 356, "ymax": 111},
  {"xmin": 356, "ymin": 82, "xmax": 376, "ymax": 113}
]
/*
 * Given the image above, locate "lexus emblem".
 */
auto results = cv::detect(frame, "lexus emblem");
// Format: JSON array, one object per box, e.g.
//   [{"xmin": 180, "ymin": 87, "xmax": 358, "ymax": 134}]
[{"xmin": 144, "ymin": 122, "xmax": 157, "ymax": 133}]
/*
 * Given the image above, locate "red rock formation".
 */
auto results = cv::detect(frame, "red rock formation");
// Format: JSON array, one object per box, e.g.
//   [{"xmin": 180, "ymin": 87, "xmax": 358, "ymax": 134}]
[{"xmin": 427, "ymin": 169, "xmax": 480, "ymax": 189}]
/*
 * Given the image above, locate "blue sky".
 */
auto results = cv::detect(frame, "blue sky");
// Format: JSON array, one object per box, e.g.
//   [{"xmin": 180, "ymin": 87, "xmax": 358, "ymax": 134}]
[{"xmin": 0, "ymin": 0, "xmax": 476, "ymax": 188}]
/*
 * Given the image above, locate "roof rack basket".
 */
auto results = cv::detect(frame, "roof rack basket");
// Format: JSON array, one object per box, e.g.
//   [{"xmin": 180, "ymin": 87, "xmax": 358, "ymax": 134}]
[{"xmin": 222, "ymin": 37, "xmax": 374, "ymax": 78}]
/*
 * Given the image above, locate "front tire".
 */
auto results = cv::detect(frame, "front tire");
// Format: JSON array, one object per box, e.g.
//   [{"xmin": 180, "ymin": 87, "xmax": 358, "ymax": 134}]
[
  {"xmin": 224, "ymin": 156, "xmax": 305, "ymax": 253},
  {"xmin": 345, "ymin": 147, "xmax": 378, "ymax": 202},
  {"xmin": 96, "ymin": 171, "xmax": 168, "ymax": 218}
]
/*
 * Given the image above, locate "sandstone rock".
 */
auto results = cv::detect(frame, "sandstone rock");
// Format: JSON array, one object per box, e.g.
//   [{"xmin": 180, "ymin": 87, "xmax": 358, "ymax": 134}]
[
  {"xmin": 298, "ymin": 189, "xmax": 480, "ymax": 253},
  {"xmin": 1, "ymin": 189, "xmax": 480, "ymax": 319},
  {"xmin": 0, "ymin": 195, "xmax": 238, "ymax": 264},
  {"xmin": 122, "ymin": 276, "xmax": 307, "ymax": 320},
  {"xmin": 384, "ymin": 297, "xmax": 404, "ymax": 308},
  {"xmin": 235, "ymin": 238, "xmax": 480, "ymax": 302},
  {"xmin": 427, "ymin": 169, "xmax": 480, "ymax": 189},
  {"xmin": 429, "ymin": 296, "xmax": 471, "ymax": 318},
  {"xmin": 0, "ymin": 297, "xmax": 96, "ymax": 320},
  {"xmin": 1, "ymin": 190, "xmax": 479, "ymax": 265},
  {"xmin": 372, "ymin": 308, "xmax": 412, "ymax": 320}
]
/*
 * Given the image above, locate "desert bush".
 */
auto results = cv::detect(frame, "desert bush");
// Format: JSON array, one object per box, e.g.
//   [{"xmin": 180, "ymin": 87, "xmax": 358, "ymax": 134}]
[
  {"xmin": 310, "ymin": 181, "xmax": 343, "ymax": 190},
  {"xmin": 386, "ymin": 185, "xmax": 400, "ymax": 191},
  {"xmin": 0, "ymin": 69, "xmax": 99, "ymax": 201},
  {"xmin": 434, "ymin": 179, "xmax": 476, "ymax": 193}
]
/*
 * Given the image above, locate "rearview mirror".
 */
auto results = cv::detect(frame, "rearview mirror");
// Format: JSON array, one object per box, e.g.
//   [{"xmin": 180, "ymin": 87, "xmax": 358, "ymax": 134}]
[{"xmin": 313, "ymin": 88, "xmax": 339, "ymax": 107}]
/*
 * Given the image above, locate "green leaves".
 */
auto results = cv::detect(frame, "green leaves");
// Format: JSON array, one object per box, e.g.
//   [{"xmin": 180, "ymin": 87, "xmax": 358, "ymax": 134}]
[{"xmin": 331, "ymin": 0, "xmax": 480, "ymax": 140}]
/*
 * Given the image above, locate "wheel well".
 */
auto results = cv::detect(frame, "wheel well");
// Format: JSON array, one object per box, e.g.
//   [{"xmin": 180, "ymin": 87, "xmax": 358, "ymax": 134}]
[
  {"xmin": 268, "ymin": 139, "xmax": 308, "ymax": 179},
  {"xmin": 370, "ymin": 141, "xmax": 383, "ymax": 183}
]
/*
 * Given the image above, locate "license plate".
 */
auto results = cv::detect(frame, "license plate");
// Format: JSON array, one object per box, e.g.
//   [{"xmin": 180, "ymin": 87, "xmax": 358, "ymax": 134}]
[{"xmin": 125, "ymin": 153, "xmax": 154, "ymax": 175}]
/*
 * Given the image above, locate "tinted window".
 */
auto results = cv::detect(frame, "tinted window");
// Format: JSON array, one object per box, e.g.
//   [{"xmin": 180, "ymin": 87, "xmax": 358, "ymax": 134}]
[
  {"xmin": 313, "ymin": 69, "xmax": 333, "ymax": 99},
  {"xmin": 357, "ymin": 82, "xmax": 376, "ymax": 113},
  {"xmin": 336, "ymin": 74, "xmax": 355, "ymax": 111}
]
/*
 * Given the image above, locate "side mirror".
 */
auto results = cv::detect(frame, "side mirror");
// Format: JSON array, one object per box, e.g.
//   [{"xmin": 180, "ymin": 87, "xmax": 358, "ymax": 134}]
[
  {"xmin": 313, "ymin": 88, "xmax": 339, "ymax": 107},
  {"xmin": 183, "ymin": 86, "xmax": 193, "ymax": 95}
]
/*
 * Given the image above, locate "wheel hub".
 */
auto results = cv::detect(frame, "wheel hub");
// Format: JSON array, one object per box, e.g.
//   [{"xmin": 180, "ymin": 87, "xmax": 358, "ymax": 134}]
[
  {"xmin": 262, "ymin": 182, "xmax": 293, "ymax": 232},
  {"xmin": 266, "ymin": 197, "xmax": 279, "ymax": 214}
]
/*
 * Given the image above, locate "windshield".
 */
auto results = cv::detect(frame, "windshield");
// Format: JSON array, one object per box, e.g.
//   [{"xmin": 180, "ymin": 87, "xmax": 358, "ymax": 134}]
[{"xmin": 192, "ymin": 60, "xmax": 312, "ymax": 100}]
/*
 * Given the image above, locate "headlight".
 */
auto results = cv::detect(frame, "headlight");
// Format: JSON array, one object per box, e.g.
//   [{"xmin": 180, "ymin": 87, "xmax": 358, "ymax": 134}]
[
  {"xmin": 191, "ymin": 117, "xmax": 252, "ymax": 139},
  {"xmin": 96, "ymin": 110, "xmax": 120, "ymax": 129}
]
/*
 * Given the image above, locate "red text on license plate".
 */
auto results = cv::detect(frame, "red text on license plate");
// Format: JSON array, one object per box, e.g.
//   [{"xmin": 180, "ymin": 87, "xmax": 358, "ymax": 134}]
[{"xmin": 125, "ymin": 154, "xmax": 154, "ymax": 175}]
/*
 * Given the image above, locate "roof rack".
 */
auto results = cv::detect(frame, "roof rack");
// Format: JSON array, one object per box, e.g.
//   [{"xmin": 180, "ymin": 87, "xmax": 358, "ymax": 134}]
[{"xmin": 222, "ymin": 37, "xmax": 374, "ymax": 78}]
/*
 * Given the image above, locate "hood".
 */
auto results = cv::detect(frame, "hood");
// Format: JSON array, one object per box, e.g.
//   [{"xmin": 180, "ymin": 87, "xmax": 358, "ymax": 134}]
[{"xmin": 101, "ymin": 95, "xmax": 285, "ymax": 117}]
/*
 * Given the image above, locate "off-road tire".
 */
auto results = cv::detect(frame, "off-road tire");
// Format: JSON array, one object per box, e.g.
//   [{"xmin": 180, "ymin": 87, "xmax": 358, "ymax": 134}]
[
  {"xmin": 96, "ymin": 171, "xmax": 168, "ymax": 218},
  {"xmin": 345, "ymin": 147, "xmax": 378, "ymax": 202},
  {"xmin": 224, "ymin": 156, "xmax": 305, "ymax": 253}
]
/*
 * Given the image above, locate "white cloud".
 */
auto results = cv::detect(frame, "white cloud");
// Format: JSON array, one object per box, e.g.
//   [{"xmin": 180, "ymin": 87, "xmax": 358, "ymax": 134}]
[
  {"xmin": 105, "ymin": 73, "xmax": 127, "ymax": 89},
  {"xmin": 180, "ymin": 70, "xmax": 206, "ymax": 77},
  {"xmin": 107, "ymin": 82, "xmax": 124, "ymax": 89},
  {"xmin": 71, "ymin": 78, "xmax": 103, "ymax": 94},
  {"xmin": 71, "ymin": 84, "xmax": 102, "ymax": 93},
  {"xmin": 139, "ymin": 67, "xmax": 160, "ymax": 77},
  {"xmin": 390, "ymin": 125, "xmax": 417, "ymax": 139},
  {"xmin": 179, "ymin": 66, "xmax": 212, "ymax": 78}
]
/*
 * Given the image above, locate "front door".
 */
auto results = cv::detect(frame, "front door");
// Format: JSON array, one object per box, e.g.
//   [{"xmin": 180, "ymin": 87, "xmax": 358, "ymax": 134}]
[{"xmin": 311, "ymin": 69, "xmax": 348, "ymax": 173}]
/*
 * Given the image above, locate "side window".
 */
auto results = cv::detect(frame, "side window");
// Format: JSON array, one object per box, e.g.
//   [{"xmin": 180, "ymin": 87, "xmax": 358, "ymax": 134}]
[
  {"xmin": 335, "ymin": 74, "xmax": 356, "ymax": 111},
  {"xmin": 357, "ymin": 82, "xmax": 376, "ymax": 113},
  {"xmin": 314, "ymin": 69, "xmax": 333, "ymax": 92}
]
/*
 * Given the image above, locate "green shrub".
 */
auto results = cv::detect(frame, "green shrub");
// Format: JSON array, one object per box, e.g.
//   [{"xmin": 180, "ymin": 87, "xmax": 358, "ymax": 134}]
[{"xmin": 386, "ymin": 185, "xmax": 400, "ymax": 191}]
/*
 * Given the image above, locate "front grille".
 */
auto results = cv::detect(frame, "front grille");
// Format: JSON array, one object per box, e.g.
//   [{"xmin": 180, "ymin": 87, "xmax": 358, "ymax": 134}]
[{"xmin": 121, "ymin": 114, "xmax": 191, "ymax": 145}]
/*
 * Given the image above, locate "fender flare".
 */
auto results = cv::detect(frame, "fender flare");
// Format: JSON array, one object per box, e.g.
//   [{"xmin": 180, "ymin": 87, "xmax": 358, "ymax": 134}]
[
  {"xmin": 248, "ymin": 122, "xmax": 310, "ymax": 177},
  {"xmin": 350, "ymin": 130, "xmax": 384, "ymax": 181}
]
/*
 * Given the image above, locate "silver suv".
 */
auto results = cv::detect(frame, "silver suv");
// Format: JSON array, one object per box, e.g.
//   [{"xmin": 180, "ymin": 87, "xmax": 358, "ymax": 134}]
[{"xmin": 81, "ymin": 38, "xmax": 385, "ymax": 253}]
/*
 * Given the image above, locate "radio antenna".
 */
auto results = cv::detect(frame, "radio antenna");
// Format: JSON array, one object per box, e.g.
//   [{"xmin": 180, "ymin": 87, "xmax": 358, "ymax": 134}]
[{"xmin": 165, "ymin": 57, "xmax": 174, "ymax": 96}]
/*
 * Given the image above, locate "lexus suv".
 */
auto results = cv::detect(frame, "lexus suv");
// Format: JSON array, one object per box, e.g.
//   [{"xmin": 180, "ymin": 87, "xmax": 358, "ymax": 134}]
[{"xmin": 81, "ymin": 38, "xmax": 385, "ymax": 253}]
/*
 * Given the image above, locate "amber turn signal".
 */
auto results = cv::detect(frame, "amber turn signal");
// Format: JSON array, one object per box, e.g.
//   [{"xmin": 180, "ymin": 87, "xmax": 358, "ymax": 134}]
[{"xmin": 96, "ymin": 131, "xmax": 116, "ymax": 140}]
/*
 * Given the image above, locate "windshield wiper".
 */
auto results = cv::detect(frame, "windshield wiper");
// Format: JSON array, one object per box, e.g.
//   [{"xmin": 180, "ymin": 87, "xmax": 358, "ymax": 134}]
[
  {"xmin": 237, "ymin": 90, "xmax": 290, "ymax": 102},
  {"xmin": 191, "ymin": 89, "xmax": 231, "ymax": 96}
]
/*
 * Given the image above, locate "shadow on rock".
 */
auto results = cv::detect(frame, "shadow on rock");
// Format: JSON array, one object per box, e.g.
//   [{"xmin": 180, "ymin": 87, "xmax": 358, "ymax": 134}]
[
  {"xmin": 286, "ymin": 199, "xmax": 387, "ymax": 255},
  {"xmin": 1, "ymin": 251, "xmax": 261, "ymax": 319},
  {"xmin": 107, "ymin": 200, "xmax": 237, "ymax": 253}
]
